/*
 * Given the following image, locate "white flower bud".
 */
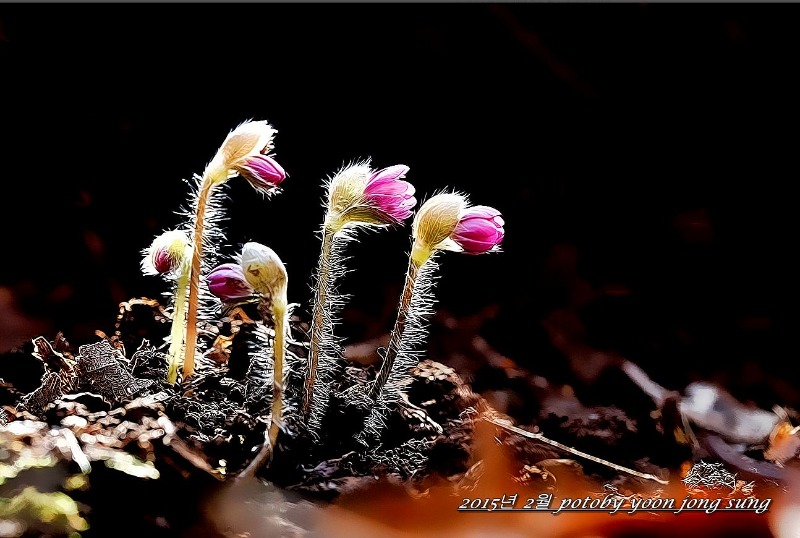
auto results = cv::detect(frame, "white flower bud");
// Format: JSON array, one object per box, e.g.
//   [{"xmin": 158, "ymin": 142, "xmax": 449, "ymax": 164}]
[
  {"xmin": 240, "ymin": 242, "xmax": 288, "ymax": 300},
  {"xmin": 142, "ymin": 230, "xmax": 191, "ymax": 276}
]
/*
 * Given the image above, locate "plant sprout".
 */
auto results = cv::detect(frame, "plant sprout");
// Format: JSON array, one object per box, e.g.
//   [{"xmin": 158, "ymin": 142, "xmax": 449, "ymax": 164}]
[
  {"xmin": 141, "ymin": 230, "xmax": 191, "ymax": 384},
  {"xmin": 181, "ymin": 120, "xmax": 286, "ymax": 381},
  {"xmin": 240, "ymin": 242, "xmax": 289, "ymax": 451},
  {"xmin": 304, "ymin": 162, "xmax": 416, "ymax": 433},
  {"xmin": 137, "ymin": 121, "xmax": 509, "ymax": 474},
  {"xmin": 361, "ymin": 193, "xmax": 504, "ymax": 441}
]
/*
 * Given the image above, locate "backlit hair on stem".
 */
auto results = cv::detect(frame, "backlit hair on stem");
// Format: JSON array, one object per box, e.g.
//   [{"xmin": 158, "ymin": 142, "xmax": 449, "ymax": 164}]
[
  {"xmin": 303, "ymin": 161, "xmax": 416, "ymax": 434},
  {"xmin": 181, "ymin": 120, "xmax": 287, "ymax": 383},
  {"xmin": 360, "ymin": 192, "xmax": 504, "ymax": 442}
]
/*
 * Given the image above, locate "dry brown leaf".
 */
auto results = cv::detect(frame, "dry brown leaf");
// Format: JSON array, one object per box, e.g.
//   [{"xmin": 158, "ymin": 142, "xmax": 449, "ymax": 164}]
[
  {"xmin": 207, "ymin": 334, "xmax": 235, "ymax": 365},
  {"xmin": 765, "ymin": 421, "xmax": 800, "ymax": 465}
]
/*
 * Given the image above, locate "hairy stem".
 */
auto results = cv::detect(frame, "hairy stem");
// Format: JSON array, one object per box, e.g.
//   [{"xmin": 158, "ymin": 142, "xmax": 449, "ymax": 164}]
[
  {"xmin": 269, "ymin": 300, "xmax": 286, "ymax": 449},
  {"xmin": 235, "ymin": 299, "xmax": 288, "ymax": 480},
  {"xmin": 166, "ymin": 266, "xmax": 190, "ymax": 384},
  {"xmin": 183, "ymin": 179, "xmax": 213, "ymax": 381},
  {"xmin": 369, "ymin": 257, "xmax": 421, "ymax": 400},
  {"xmin": 303, "ymin": 227, "xmax": 335, "ymax": 419}
]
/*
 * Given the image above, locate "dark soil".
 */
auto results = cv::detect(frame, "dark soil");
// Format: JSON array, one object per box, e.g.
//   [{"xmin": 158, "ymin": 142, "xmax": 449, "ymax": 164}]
[{"xmin": 1, "ymin": 298, "xmax": 795, "ymax": 537}]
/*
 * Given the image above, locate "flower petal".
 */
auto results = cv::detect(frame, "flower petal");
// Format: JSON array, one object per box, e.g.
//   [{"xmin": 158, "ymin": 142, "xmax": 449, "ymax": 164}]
[
  {"xmin": 365, "ymin": 177, "xmax": 415, "ymax": 197},
  {"xmin": 207, "ymin": 263, "xmax": 255, "ymax": 301},
  {"xmin": 236, "ymin": 154, "xmax": 286, "ymax": 193},
  {"xmin": 450, "ymin": 205, "xmax": 504, "ymax": 254},
  {"xmin": 366, "ymin": 164, "xmax": 410, "ymax": 185},
  {"xmin": 361, "ymin": 165, "xmax": 416, "ymax": 224}
]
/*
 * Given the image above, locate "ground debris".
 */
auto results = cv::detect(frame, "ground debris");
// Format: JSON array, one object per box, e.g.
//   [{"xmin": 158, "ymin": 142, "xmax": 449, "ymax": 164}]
[
  {"xmin": 76, "ymin": 340, "xmax": 155, "ymax": 404},
  {"xmin": 18, "ymin": 372, "xmax": 63, "ymax": 416},
  {"xmin": 682, "ymin": 460, "xmax": 737, "ymax": 491}
]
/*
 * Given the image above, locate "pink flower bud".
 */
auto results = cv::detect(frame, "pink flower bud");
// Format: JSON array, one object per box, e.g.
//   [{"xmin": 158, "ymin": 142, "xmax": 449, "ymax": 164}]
[
  {"xmin": 143, "ymin": 230, "xmax": 190, "ymax": 276},
  {"xmin": 207, "ymin": 263, "xmax": 255, "ymax": 301},
  {"xmin": 363, "ymin": 165, "xmax": 416, "ymax": 222},
  {"xmin": 153, "ymin": 248, "xmax": 175, "ymax": 273},
  {"xmin": 450, "ymin": 205, "xmax": 505, "ymax": 254},
  {"xmin": 235, "ymin": 154, "xmax": 287, "ymax": 194}
]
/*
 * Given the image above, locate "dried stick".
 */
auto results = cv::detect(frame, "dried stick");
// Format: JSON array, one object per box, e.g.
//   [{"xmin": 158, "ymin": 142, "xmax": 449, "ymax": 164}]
[{"xmin": 483, "ymin": 416, "xmax": 669, "ymax": 485}]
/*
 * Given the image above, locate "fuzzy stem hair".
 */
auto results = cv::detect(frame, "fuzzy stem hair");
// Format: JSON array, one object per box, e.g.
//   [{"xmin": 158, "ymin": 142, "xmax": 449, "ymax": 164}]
[
  {"xmin": 303, "ymin": 226, "xmax": 350, "ymax": 434},
  {"xmin": 238, "ymin": 301, "xmax": 303, "ymax": 479},
  {"xmin": 359, "ymin": 253, "xmax": 439, "ymax": 443},
  {"xmin": 369, "ymin": 256, "xmax": 419, "ymax": 400},
  {"xmin": 178, "ymin": 171, "xmax": 229, "ymax": 382},
  {"xmin": 303, "ymin": 227, "xmax": 334, "ymax": 419},
  {"xmin": 183, "ymin": 179, "xmax": 213, "ymax": 380}
]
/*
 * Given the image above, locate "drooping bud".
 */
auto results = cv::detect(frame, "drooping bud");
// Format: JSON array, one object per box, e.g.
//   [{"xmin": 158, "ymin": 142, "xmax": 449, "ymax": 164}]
[
  {"xmin": 182, "ymin": 119, "xmax": 285, "ymax": 383},
  {"xmin": 450, "ymin": 205, "xmax": 505, "ymax": 254},
  {"xmin": 238, "ymin": 242, "xmax": 291, "ymax": 470},
  {"xmin": 153, "ymin": 250, "xmax": 173, "ymax": 274},
  {"xmin": 142, "ymin": 230, "xmax": 191, "ymax": 276},
  {"xmin": 207, "ymin": 263, "xmax": 255, "ymax": 301},
  {"xmin": 203, "ymin": 120, "xmax": 279, "ymax": 185},
  {"xmin": 411, "ymin": 193, "xmax": 466, "ymax": 265},
  {"xmin": 240, "ymin": 242, "xmax": 288, "ymax": 299},
  {"xmin": 233, "ymin": 154, "xmax": 287, "ymax": 194}
]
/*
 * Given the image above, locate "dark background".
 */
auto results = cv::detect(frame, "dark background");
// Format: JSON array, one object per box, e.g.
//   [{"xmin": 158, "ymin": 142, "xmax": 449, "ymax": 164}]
[{"xmin": 1, "ymin": 5, "xmax": 798, "ymax": 405}]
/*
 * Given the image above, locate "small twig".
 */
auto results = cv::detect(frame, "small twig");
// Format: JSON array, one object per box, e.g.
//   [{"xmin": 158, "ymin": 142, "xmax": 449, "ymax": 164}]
[
  {"xmin": 235, "ymin": 433, "xmax": 273, "ymax": 482},
  {"xmin": 60, "ymin": 428, "xmax": 92, "ymax": 474},
  {"xmin": 620, "ymin": 360, "xmax": 670, "ymax": 407},
  {"xmin": 483, "ymin": 416, "xmax": 669, "ymax": 485},
  {"xmin": 168, "ymin": 446, "xmax": 224, "ymax": 481},
  {"xmin": 399, "ymin": 392, "xmax": 444, "ymax": 436}
]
